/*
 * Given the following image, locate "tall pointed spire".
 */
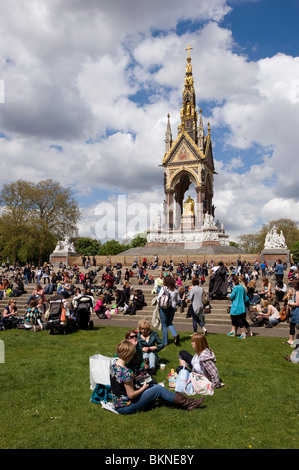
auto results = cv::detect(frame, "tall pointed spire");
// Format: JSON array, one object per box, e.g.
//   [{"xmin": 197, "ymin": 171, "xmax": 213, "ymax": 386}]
[
  {"xmin": 165, "ymin": 113, "xmax": 172, "ymax": 153},
  {"xmin": 178, "ymin": 44, "xmax": 198, "ymax": 143},
  {"xmin": 198, "ymin": 108, "xmax": 205, "ymax": 150}
]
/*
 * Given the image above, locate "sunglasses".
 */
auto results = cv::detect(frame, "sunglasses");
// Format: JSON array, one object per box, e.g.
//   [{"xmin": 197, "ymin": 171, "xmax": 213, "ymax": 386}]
[{"xmin": 129, "ymin": 335, "xmax": 137, "ymax": 339}]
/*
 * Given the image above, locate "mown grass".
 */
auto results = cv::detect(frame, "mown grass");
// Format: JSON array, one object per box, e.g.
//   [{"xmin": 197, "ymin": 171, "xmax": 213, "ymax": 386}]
[{"xmin": 0, "ymin": 325, "xmax": 298, "ymax": 449}]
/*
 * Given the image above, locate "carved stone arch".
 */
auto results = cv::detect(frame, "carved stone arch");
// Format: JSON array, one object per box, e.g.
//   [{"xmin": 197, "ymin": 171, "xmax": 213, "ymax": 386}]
[
  {"xmin": 168, "ymin": 167, "xmax": 199, "ymax": 191},
  {"xmin": 167, "ymin": 168, "xmax": 199, "ymax": 228}
]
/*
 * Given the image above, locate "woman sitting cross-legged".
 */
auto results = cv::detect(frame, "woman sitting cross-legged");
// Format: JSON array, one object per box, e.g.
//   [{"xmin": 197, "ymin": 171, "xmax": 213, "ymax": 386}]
[
  {"xmin": 137, "ymin": 319, "xmax": 164, "ymax": 375},
  {"xmin": 176, "ymin": 333, "xmax": 224, "ymax": 389},
  {"xmin": 110, "ymin": 340, "xmax": 205, "ymax": 415}
]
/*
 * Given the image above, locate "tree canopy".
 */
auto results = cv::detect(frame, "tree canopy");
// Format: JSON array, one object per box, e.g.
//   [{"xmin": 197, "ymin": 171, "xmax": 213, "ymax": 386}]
[{"xmin": 0, "ymin": 179, "xmax": 81, "ymax": 265}]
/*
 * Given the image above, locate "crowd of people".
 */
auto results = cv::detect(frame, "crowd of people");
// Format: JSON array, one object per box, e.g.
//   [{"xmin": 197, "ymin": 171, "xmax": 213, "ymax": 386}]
[
  {"xmin": 0, "ymin": 256, "xmax": 298, "ymax": 348},
  {"xmin": 1, "ymin": 255, "xmax": 298, "ymax": 415}
]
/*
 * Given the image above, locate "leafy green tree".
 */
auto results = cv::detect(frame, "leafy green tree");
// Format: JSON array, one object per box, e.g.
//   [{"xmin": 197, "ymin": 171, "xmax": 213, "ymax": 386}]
[
  {"xmin": 75, "ymin": 237, "xmax": 101, "ymax": 256},
  {"xmin": 291, "ymin": 241, "xmax": 299, "ymax": 264},
  {"xmin": 0, "ymin": 179, "xmax": 81, "ymax": 265},
  {"xmin": 130, "ymin": 232, "xmax": 147, "ymax": 248},
  {"xmin": 98, "ymin": 240, "xmax": 130, "ymax": 256},
  {"xmin": 229, "ymin": 241, "xmax": 239, "ymax": 248}
]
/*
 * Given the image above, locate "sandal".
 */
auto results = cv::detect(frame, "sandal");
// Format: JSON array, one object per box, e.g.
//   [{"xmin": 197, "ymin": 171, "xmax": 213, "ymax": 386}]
[{"xmin": 283, "ymin": 341, "xmax": 293, "ymax": 345}]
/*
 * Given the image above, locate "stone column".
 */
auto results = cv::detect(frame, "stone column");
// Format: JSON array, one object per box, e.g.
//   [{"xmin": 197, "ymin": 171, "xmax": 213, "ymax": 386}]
[
  {"xmin": 195, "ymin": 187, "xmax": 203, "ymax": 227},
  {"xmin": 165, "ymin": 189, "xmax": 174, "ymax": 231}
]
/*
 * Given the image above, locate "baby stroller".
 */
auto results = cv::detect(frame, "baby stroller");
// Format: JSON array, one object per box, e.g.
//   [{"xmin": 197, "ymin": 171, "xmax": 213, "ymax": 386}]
[
  {"xmin": 72, "ymin": 294, "xmax": 94, "ymax": 330},
  {"xmin": 46, "ymin": 294, "xmax": 72, "ymax": 335}
]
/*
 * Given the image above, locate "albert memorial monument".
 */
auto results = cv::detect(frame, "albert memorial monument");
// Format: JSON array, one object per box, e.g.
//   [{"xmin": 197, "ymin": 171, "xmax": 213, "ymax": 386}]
[{"xmin": 147, "ymin": 45, "xmax": 231, "ymax": 251}]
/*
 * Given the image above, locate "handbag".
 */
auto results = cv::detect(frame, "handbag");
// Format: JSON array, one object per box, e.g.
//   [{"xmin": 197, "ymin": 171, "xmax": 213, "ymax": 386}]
[
  {"xmin": 190, "ymin": 372, "xmax": 214, "ymax": 396},
  {"xmin": 89, "ymin": 353, "xmax": 113, "ymax": 390},
  {"xmin": 175, "ymin": 366, "xmax": 195, "ymax": 395}
]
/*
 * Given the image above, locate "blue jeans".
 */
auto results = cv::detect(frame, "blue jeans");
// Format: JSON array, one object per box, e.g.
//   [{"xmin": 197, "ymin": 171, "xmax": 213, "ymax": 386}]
[
  {"xmin": 192, "ymin": 314, "xmax": 204, "ymax": 332},
  {"xmin": 44, "ymin": 283, "xmax": 55, "ymax": 295},
  {"xmin": 159, "ymin": 306, "xmax": 178, "ymax": 345},
  {"xmin": 143, "ymin": 351, "xmax": 158, "ymax": 369},
  {"xmin": 116, "ymin": 384, "xmax": 175, "ymax": 415}
]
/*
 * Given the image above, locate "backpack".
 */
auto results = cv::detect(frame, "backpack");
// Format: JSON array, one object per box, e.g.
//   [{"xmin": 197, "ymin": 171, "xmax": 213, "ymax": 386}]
[{"xmin": 159, "ymin": 287, "xmax": 171, "ymax": 308}]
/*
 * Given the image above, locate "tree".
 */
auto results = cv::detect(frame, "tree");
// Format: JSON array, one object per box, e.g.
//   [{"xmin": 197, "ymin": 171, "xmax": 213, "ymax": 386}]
[
  {"xmin": 0, "ymin": 179, "xmax": 81, "ymax": 265},
  {"xmin": 130, "ymin": 232, "xmax": 147, "ymax": 248},
  {"xmin": 291, "ymin": 241, "xmax": 299, "ymax": 264},
  {"xmin": 98, "ymin": 240, "xmax": 130, "ymax": 256},
  {"xmin": 237, "ymin": 233, "xmax": 261, "ymax": 254},
  {"xmin": 75, "ymin": 237, "xmax": 101, "ymax": 256}
]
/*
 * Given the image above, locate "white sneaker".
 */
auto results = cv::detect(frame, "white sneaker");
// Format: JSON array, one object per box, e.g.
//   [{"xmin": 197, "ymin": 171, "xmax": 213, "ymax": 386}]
[{"xmin": 203, "ymin": 327, "xmax": 207, "ymax": 334}]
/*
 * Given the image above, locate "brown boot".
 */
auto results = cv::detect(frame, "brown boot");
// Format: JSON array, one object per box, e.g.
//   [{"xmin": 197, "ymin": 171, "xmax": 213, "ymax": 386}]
[{"xmin": 173, "ymin": 392, "xmax": 205, "ymax": 411}]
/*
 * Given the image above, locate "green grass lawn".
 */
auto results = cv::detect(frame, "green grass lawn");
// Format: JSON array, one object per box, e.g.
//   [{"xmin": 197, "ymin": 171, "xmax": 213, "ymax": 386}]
[{"xmin": 0, "ymin": 325, "xmax": 298, "ymax": 449}]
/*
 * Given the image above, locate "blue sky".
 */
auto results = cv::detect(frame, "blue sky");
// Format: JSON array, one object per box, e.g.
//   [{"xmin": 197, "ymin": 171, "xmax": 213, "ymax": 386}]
[
  {"xmin": 223, "ymin": 0, "xmax": 299, "ymax": 60},
  {"xmin": 1, "ymin": 0, "xmax": 299, "ymax": 242}
]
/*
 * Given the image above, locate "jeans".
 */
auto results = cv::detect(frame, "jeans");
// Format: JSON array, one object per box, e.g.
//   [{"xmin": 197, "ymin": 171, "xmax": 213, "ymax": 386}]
[
  {"xmin": 44, "ymin": 283, "xmax": 55, "ymax": 295},
  {"xmin": 116, "ymin": 384, "xmax": 175, "ymax": 415},
  {"xmin": 143, "ymin": 352, "xmax": 157, "ymax": 369},
  {"xmin": 159, "ymin": 306, "xmax": 178, "ymax": 345},
  {"xmin": 192, "ymin": 313, "xmax": 204, "ymax": 332}
]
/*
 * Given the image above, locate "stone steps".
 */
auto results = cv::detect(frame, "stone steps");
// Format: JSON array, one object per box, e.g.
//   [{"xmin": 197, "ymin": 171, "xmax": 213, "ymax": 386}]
[{"xmin": 0, "ymin": 269, "xmax": 291, "ymax": 336}]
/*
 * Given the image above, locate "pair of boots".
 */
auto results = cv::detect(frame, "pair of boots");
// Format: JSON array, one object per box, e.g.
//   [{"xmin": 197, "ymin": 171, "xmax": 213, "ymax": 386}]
[{"xmin": 173, "ymin": 392, "xmax": 205, "ymax": 411}]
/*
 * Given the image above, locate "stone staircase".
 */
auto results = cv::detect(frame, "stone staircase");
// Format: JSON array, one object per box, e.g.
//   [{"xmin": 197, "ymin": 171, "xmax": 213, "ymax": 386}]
[{"xmin": 0, "ymin": 267, "xmax": 290, "ymax": 338}]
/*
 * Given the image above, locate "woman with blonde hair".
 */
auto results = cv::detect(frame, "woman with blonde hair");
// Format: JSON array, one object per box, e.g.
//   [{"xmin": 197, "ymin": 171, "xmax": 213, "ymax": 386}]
[
  {"xmin": 137, "ymin": 319, "xmax": 164, "ymax": 375},
  {"xmin": 176, "ymin": 333, "xmax": 223, "ymax": 389},
  {"xmin": 110, "ymin": 340, "xmax": 205, "ymax": 414}
]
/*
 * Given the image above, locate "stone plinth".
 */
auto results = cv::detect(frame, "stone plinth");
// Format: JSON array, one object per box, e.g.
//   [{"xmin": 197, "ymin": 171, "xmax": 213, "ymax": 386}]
[
  {"xmin": 49, "ymin": 251, "xmax": 78, "ymax": 267},
  {"xmin": 261, "ymin": 249, "xmax": 291, "ymax": 266},
  {"xmin": 181, "ymin": 214, "xmax": 195, "ymax": 231},
  {"xmin": 49, "ymin": 238, "xmax": 78, "ymax": 267}
]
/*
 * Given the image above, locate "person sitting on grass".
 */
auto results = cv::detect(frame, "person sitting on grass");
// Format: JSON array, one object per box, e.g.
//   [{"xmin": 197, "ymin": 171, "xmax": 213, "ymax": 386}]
[
  {"xmin": 176, "ymin": 333, "xmax": 224, "ymax": 389},
  {"xmin": 110, "ymin": 340, "xmax": 205, "ymax": 415},
  {"xmin": 137, "ymin": 319, "xmax": 164, "ymax": 375}
]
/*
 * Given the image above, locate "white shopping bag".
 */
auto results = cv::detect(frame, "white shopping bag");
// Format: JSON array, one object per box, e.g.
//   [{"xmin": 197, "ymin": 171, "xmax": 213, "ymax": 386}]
[{"xmin": 89, "ymin": 353, "xmax": 113, "ymax": 390}]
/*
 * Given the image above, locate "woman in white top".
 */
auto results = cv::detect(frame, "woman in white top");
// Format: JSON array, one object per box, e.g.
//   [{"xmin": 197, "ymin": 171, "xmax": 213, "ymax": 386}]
[
  {"xmin": 157, "ymin": 275, "xmax": 180, "ymax": 346},
  {"xmin": 255, "ymin": 300, "xmax": 280, "ymax": 328}
]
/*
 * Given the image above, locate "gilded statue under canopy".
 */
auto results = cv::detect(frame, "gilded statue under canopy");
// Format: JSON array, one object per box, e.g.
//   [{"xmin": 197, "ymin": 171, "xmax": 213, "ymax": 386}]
[{"xmin": 183, "ymin": 195, "xmax": 195, "ymax": 215}]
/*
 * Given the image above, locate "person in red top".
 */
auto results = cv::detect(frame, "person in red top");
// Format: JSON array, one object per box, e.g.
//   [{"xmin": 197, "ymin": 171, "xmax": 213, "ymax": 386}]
[{"xmin": 101, "ymin": 273, "xmax": 114, "ymax": 288}]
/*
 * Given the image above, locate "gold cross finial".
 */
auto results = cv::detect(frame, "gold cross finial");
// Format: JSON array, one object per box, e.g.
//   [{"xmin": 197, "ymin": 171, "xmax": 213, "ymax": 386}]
[{"xmin": 185, "ymin": 44, "xmax": 193, "ymax": 59}]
